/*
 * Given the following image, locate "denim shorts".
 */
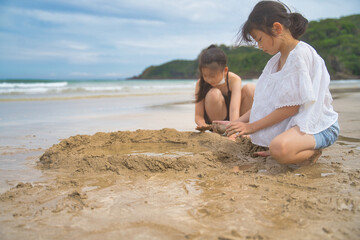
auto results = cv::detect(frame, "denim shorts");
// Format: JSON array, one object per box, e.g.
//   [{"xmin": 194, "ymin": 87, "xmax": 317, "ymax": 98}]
[{"xmin": 313, "ymin": 121, "xmax": 340, "ymax": 149}]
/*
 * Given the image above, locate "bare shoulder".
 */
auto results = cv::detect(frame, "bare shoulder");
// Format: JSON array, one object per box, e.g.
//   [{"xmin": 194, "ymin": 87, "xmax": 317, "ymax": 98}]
[
  {"xmin": 195, "ymin": 79, "xmax": 201, "ymax": 92},
  {"xmin": 228, "ymin": 72, "xmax": 242, "ymax": 87},
  {"xmin": 229, "ymin": 72, "xmax": 241, "ymax": 81},
  {"xmin": 195, "ymin": 79, "xmax": 201, "ymax": 87}
]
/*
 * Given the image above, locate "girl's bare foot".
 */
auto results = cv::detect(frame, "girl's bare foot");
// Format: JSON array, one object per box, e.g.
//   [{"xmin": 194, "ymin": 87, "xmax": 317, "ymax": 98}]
[
  {"xmin": 310, "ymin": 149, "xmax": 322, "ymax": 164},
  {"xmin": 241, "ymin": 135, "xmax": 251, "ymax": 139},
  {"xmin": 228, "ymin": 134, "xmax": 237, "ymax": 141},
  {"xmin": 253, "ymin": 151, "xmax": 270, "ymax": 157},
  {"xmin": 301, "ymin": 149, "xmax": 323, "ymax": 165}
]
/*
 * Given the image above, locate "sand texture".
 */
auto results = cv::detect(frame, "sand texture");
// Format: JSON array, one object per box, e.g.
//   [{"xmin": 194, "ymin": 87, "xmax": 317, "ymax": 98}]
[{"xmin": 1, "ymin": 127, "xmax": 360, "ymax": 240}]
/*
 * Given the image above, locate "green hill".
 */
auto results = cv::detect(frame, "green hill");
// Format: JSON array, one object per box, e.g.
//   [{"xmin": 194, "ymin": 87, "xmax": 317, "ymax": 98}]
[{"xmin": 131, "ymin": 14, "xmax": 360, "ymax": 80}]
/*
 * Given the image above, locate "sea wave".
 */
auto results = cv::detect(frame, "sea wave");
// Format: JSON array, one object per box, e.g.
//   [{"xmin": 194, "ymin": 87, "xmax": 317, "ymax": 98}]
[
  {"xmin": 0, "ymin": 82, "xmax": 68, "ymax": 89},
  {"xmin": 0, "ymin": 81, "xmax": 68, "ymax": 95},
  {"xmin": 0, "ymin": 79, "xmax": 197, "ymax": 97}
]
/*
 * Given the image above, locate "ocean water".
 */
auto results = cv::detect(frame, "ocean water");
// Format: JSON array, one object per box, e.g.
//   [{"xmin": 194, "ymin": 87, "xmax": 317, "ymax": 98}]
[
  {"xmin": 0, "ymin": 79, "xmax": 199, "ymax": 100},
  {"xmin": 1, "ymin": 78, "xmax": 359, "ymax": 101}
]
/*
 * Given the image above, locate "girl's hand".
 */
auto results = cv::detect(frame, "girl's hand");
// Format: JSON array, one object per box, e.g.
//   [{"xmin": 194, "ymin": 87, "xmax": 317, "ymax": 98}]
[
  {"xmin": 212, "ymin": 121, "xmax": 229, "ymax": 134},
  {"xmin": 225, "ymin": 122, "xmax": 255, "ymax": 137},
  {"xmin": 196, "ymin": 124, "xmax": 212, "ymax": 132}
]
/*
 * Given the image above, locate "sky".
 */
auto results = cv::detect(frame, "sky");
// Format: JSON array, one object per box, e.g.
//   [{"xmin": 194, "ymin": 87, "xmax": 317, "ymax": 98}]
[{"xmin": 0, "ymin": 0, "xmax": 359, "ymax": 80}]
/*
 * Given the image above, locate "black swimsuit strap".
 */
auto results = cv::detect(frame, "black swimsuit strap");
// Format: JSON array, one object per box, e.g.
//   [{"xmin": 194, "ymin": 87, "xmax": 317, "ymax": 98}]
[{"xmin": 226, "ymin": 71, "xmax": 230, "ymax": 93}]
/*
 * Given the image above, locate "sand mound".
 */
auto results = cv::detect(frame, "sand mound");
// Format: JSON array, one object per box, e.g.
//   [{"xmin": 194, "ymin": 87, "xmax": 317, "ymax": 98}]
[{"xmin": 39, "ymin": 128, "xmax": 265, "ymax": 174}]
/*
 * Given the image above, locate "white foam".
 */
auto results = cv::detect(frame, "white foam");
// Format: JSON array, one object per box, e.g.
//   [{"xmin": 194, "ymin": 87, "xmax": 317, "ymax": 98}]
[
  {"xmin": 0, "ymin": 82, "xmax": 68, "ymax": 89},
  {"xmin": 0, "ymin": 82, "xmax": 68, "ymax": 95}
]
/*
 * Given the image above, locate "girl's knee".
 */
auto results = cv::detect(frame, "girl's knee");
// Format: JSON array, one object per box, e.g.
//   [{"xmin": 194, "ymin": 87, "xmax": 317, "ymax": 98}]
[
  {"xmin": 241, "ymin": 83, "xmax": 255, "ymax": 98},
  {"xmin": 204, "ymin": 88, "xmax": 227, "ymax": 120},
  {"xmin": 269, "ymin": 138, "xmax": 290, "ymax": 164},
  {"xmin": 205, "ymin": 88, "xmax": 224, "ymax": 105}
]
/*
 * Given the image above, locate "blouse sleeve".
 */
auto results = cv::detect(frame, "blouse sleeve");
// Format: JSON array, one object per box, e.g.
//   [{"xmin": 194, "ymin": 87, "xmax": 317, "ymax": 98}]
[{"xmin": 274, "ymin": 53, "xmax": 317, "ymax": 109}]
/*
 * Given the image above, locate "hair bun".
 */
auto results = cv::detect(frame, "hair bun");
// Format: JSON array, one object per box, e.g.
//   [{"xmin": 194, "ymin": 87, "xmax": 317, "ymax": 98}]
[
  {"xmin": 207, "ymin": 44, "xmax": 217, "ymax": 50},
  {"xmin": 289, "ymin": 12, "xmax": 308, "ymax": 39}
]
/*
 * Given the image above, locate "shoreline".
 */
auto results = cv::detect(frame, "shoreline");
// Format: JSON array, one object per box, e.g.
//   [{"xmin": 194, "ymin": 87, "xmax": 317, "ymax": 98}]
[
  {"xmin": 0, "ymin": 91, "xmax": 195, "ymax": 102},
  {"xmin": 1, "ymin": 79, "xmax": 359, "ymax": 102}
]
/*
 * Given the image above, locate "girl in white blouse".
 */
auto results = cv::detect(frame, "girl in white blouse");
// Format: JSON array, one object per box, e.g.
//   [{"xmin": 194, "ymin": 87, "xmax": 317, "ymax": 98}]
[{"xmin": 225, "ymin": 1, "xmax": 339, "ymax": 165}]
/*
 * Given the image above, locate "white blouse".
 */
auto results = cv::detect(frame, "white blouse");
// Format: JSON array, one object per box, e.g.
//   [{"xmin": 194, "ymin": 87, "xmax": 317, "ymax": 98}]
[{"xmin": 250, "ymin": 41, "xmax": 338, "ymax": 147}]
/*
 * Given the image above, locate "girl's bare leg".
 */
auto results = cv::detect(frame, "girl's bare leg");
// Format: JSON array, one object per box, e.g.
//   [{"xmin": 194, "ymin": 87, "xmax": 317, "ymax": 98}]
[
  {"xmin": 240, "ymin": 83, "xmax": 255, "ymax": 116},
  {"xmin": 268, "ymin": 126, "xmax": 320, "ymax": 164},
  {"xmin": 204, "ymin": 88, "xmax": 227, "ymax": 122}
]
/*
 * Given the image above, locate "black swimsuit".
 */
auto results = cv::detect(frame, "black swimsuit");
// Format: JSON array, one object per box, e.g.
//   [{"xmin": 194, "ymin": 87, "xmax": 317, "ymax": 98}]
[{"xmin": 204, "ymin": 72, "xmax": 232, "ymax": 124}]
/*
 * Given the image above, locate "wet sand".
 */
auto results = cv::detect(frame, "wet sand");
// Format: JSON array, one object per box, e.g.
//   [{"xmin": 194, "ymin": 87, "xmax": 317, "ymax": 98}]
[{"xmin": 0, "ymin": 91, "xmax": 360, "ymax": 240}]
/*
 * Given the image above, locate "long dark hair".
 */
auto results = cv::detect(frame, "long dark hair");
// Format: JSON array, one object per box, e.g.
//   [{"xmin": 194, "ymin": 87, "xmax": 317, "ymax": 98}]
[
  {"xmin": 195, "ymin": 45, "xmax": 227, "ymax": 103},
  {"xmin": 238, "ymin": 1, "xmax": 308, "ymax": 44}
]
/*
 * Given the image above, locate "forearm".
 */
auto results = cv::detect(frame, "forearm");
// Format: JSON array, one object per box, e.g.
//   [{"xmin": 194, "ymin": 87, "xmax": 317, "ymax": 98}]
[
  {"xmin": 195, "ymin": 99, "xmax": 207, "ymax": 126},
  {"xmin": 229, "ymin": 107, "xmax": 240, "ymax": 122},
  {"xmin": 250, "ymin": 106, "xmax": 299, "ymax": 132},
  {"xmin": 195, "ymin": 115, "xmax": 207, "ymax": 126},
  {"xmin": 235, "ymin": 109, "xmax": 251, "ymax": 123}
]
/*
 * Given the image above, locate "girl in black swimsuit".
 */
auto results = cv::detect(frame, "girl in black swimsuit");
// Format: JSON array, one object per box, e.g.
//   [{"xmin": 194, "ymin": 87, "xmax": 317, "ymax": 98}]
[{"xmin": 195, "ymin": 45, "xmax": 255, "ymax": 133}]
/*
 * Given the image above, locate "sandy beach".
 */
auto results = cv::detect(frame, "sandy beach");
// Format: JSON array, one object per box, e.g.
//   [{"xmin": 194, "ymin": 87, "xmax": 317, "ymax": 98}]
[{"xmin": 0, "ymin": 87, "xmax": 359, "ymax": 239}]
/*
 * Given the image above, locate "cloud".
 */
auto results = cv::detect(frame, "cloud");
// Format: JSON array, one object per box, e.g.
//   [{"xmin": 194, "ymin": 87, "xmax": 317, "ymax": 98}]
[
  {"xmin": 57, "ymin": 40, "xmax": 89, "ymax": 50},
  {"xmin": 42, "ymin": 0, "xmax": 231, "ymax": 23},
  {"xmin": 1, "ymin": 0, "xmax": 359, "ymax": 79},
  {"xmin": 112, "ymin": 32, "xmax": 236, "ymax": 57},
  {"xmin": 3, "ymin": 45, "xmax": 100, "ymax": 64},
  {"xmin": 7, "ymin": 6, "xmax": 165, "ymax": 26}
]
